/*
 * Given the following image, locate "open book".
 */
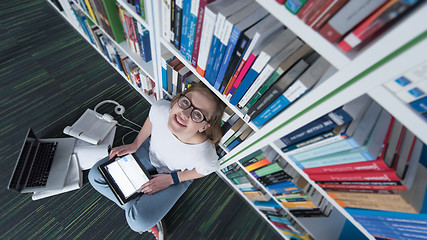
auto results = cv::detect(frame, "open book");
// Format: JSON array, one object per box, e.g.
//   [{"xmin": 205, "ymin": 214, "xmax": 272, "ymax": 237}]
[{"xmin": 64, "ymin": 109, "xmax": 116, "ymax": 145}]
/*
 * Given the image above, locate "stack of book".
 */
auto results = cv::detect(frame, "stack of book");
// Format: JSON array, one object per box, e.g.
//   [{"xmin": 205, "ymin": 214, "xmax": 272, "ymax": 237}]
[
  {"xmin": 161, "ymin": 0, "xmax": 335, "ymax": 127},
  {"xmin": 254, "ymin": 199, "xmax": 312, "ymax": 240},
  {"xmin": 275, "ymin": 94, "xmax": 427, "ymax": 214},
  {"xmin": 384, "ymin": 59, "xmax": 427, "ymax": 120},
  {"xmin": 278, "ymin": 0, "xmax": 421, "ymax": 52},
  {"xmin": 341, "ymin": 208, "xmax": 427, "ymax": 240},
  {"xmin": 74, "ymin": 0, "xmax": 126, "ymax": 43},
  {"xmin": 70, "ymin": 2, "xmax": 154, "ymax": 95},
  {"xmin": 220, "ymin": 112, "xmax": 254, "ymax": 151},
  {"xmin": 239, "ymin": 148, "xmax": 333, "ymax": 217},
  {"xmin": 160, "ymin": 51, "xmax": 200, "ymax": 96},
  {"xmin": 117, "ymin": 3, "xmax": 152, "ymax": 62}
]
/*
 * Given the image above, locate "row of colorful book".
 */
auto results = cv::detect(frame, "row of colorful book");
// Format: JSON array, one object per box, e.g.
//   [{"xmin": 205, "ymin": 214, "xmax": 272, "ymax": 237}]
[
  {"xmin": 70, "ymin": 2, "xmax": 156, "ymax": 97},
  {"xmin": 384, "ymin": 59, "xmax": 427, "ymax": 120},
  {"xmin": 238, "ymin": 149, "xmax": 334, "ymax": 218},
  {"xmin": 278, "ymin": 0, "xmax": 421, "ymax": 52},
  {"xmin": 74, "ymin": 0, "xmax": 152, "ymax": 62},
  {"xmin": 272, "ymin": 93, "xmax": 427, "ymax": 238},
  {"xmin": 122, "ymin": 0, "xmax": 147, "ymax": 21},
  {"xmin": 161, "ymin": 0, "xmax": 334, "ymax": 128},
  {"xmin": 160, "ymin": 52, "xmax": 200, "ymax": 97},
  {"xmin": 221, "ymin": 164, "xmax": 313, "ymax": 240},
  {"xmin": 219, "ymin": 109, "xmax": 254, "ymax": 152}
]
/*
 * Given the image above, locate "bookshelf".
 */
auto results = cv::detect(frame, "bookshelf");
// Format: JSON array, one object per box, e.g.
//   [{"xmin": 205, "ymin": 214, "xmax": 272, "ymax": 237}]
[{"xmin": 48, "ymin": 0, "xmax": 427, "ymax": 239}]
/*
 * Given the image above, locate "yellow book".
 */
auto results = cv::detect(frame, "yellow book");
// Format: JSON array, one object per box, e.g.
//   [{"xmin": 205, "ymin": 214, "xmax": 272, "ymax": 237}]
[{"xmin": 84, "ymin": 0, "xmax": 98, "ymax": 24}]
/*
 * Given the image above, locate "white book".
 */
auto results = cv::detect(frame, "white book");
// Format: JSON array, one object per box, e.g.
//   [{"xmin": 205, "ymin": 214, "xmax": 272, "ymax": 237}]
[
  {"xmin": 238, "ymin": 38, "xmax": 303, "ymax": 108},
  {"xmin": 396, "ymin": 79, "xmax": 427, "ymax": 103},
  {"xmin": 63, "ymin": 109, "xmax": 117, "ymax": 145},
  {"xmin": 161, "ymin": 0, "xmax": 171, "ymax": 41},
  {"xmin": 196, "ymin": 0, "xmax": 228, "ymax": 76}
]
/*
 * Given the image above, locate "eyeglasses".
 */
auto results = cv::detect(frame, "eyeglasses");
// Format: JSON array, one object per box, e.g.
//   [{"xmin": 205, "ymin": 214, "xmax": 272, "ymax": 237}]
[{"xmin": 177, "ymin": 94, "xmax": 210, "ymax": 123}]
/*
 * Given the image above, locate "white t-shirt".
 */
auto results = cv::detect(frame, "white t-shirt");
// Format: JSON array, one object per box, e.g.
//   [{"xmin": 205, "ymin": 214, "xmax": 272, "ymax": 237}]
[{"xmin": 148, "ymin": 100, "xmax": 220, "ymax": 175}]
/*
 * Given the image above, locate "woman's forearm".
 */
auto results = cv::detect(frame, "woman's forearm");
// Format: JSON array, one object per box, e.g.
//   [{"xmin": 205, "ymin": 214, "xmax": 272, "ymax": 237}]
[{"xmin": 133, "ymin": 117, "xmax": 152, "ymax": 148}]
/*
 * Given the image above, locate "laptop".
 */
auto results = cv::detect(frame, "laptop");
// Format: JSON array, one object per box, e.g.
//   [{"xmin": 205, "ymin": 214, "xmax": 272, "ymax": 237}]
[
  {"xmin": 98, "ymin": 153, "xmax": 151, "ymax": 205},
  {"xmin": 8, "ymin": 128, "xmax": 76, "ymax": 193}
]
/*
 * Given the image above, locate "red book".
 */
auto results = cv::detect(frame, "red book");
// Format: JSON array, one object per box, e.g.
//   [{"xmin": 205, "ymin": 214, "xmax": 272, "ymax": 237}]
[
  {"xmin": 318, "ymin": 183, "xmax": 408, "ymax": 191},
  {"xmin": 303, "ymin": 158, "xmax": 391, "ymax": 174},
  {"xmin": 191, "ymin": 0, "xmax": 215, "ymax": 68},
  {"xmin": 223, "ymin": 57, "xmax": 247, "ymax": 96},
  {"xmin": 318, "ymin": 0, "xmax": 386, "ymax": 43},
  {"xmin": 338, "ymin": 0, "xmax": 418, "ymax": 52},
  {"xmin": 297, "ymin": 0, "xmax": 321, "ymax": 20},
  {"xmin": 309, "ymin": 170, "xmax": 402, "ymax": 182},
  {"xmin": 276, "ymin": 0, "xmax": 286, "ymax": 4},
  {"xmin": 227, "ymin": 53, "xmax": 257, "ymax": 96},
  {"xmin": 304, "ymin": 0, "xmax": 335, "ymax": 26},
  {"xmin": 311, "ymin": 0, "xmax": 349, "ymax": 31},
  {"xmin": 270, "ymin": 220, "xmax": 293, "ymax": 232}
]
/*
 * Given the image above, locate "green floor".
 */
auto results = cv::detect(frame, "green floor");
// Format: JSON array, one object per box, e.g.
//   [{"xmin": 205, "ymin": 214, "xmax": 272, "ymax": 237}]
[{"xmin": 0, "ymin": 0, "xmax": 281, "ymax": 239}]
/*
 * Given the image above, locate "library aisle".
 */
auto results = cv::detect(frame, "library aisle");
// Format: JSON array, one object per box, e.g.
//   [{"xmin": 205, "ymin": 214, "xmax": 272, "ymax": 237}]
[{"xmin": 0, "ymin": 0, "xmax": 281, "ymax": 239}]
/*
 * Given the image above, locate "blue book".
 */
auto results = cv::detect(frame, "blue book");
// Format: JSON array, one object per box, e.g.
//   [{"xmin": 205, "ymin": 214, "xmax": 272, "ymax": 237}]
[
  {"xmin": 213, "ymin": 26, "xmax": 240, "ymax": 90},
  {"xmin": 281, "ymin": 108, "xmax": 354, "ymax": 147},
  {"xmin": 410, "ymin": 96, "xmax": 427, "ymax": 113},
  {"xmin": 180, "ymin": 0, "xmax": 192, "ymax": 57},
  {"xmin": 113, "ymin": 48, "xmax": 123, "ymax": 71},
  {"xmin": 230, "ymin": 68, "xmax": 259, "ymax": 105},
  {"xmin": 185, "ymin": 0, "xmax": 199, "ymax": 61},
  {"xmin": 252, "ymin": 57, "xmax": 331, "ymax": 127},
  {"xmin": 213, "ymin": 5, "xmax": 268, "ymax": 91},
  {"xmin": 253, "ymin": 198, "xmax": 282, "ymax": 208},
  {"xmin": 346, "ymin": 208, "xmax": 427, "ymax": 224},
  {"xmin": 226, "ymin": 138, "xmax": 241, "ymax": 150},
  {"xmin": 205, "ymin": 36, "xmax": 222, "ymax": 85},
  {"xmin": 140, "ymin": 26, "xmax": 152, "ymax": 62}
]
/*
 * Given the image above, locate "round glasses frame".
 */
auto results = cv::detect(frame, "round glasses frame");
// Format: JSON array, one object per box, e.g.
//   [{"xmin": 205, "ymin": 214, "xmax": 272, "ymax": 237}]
[{"xmin": 177, "ymin": 94, "xmax": 210, "ymax": 123}]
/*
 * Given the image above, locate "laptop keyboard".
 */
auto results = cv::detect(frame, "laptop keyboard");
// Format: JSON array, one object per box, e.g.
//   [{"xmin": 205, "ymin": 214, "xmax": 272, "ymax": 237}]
[{"xmin": 26, "ymin": 142, "xmax": 58, "ymax": 187}]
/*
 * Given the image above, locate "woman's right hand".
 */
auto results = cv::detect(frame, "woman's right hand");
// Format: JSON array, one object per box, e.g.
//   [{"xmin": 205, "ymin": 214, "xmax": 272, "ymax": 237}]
[{"xmin": 109, "ymin": 142, "xmax": 139, "ymax": 159}]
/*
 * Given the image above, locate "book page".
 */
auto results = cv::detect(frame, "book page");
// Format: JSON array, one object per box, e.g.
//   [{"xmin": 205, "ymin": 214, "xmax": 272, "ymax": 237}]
[{"xmin": 64, "ymin": 109, "xmax": 116, "ymax": 145}]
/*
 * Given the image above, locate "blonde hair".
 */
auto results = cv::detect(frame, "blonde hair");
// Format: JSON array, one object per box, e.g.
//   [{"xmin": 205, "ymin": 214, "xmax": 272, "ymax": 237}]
[{"xmin": 170, "ymin": 82, "xmax": 226, "ymax": 145}]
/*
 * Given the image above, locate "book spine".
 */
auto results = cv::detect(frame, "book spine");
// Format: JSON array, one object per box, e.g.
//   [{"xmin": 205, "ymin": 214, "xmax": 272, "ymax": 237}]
[
  {"xmin": 409, "ymin": 96, "xmax": 427, "ymax": 113},
  {"xmin": 101, "ymin": 0, "xmax": 125, "ymax": 43},
  {"xmin": 219, "ymin": 34, "xmax": 251, "ymax": 94},
  {"xmin": 213, "ymin": 27, "xmax": 241, "ymax": 90},
  {"xmin": 297, "ymin": 0, "xmax": 321, "ymax": 20},
  {"xmin": 317, "ymin": 183, "xmax": 408, "ymax": 191},
  {"xmin": 205, "ymin": 14, "xmax": 225, "ymax": 85},
  {"xmin": 179, "ymin": 0, "xmax": 192, "ymax": 56},
  {"xmin": 284, "ymin": 0, "xmax": 307, "ymax": 14},
  {"xmin": 196, "ymin": 5, "xmax": 217, "ymax": 76},
  {"xmin": 289, "ymin": 137, "xmax": 360, "ymax": 162},
  {"xmin": 185, "ymin": 0, "xmax": 199, "ymax": 61},
  {"xmin": 228, "ymin": 53, "xmax": 257, "ymax": 97},
  {"xmin": 303, "ymin": 158, "xmax": 391, "ymax": 175},
  {"xmin": 191, "ymin": 0, "xmax": 211, "ymax": 67},
  {"xmin": 238, "ymin": 64, "xmax": 276, "ymax": 108},
  {"xmin": 211, "ymin": 20, "xmax": 234, "ymax": 88},
  {"xmin": 296, "ymin": 150, "xmax": 375, "ymax": 169},
  {"xmin": 173, "ymin": 0, "xmax": 183, "ymax": 49},
  {"xmin": 311, "ymin": 0, "xmax": 348, "ymax": 31},
  {"xmin": 229, "ymin": 50, "xmax": 271, "ymax": 105},
  {"xmin": 281, "ymin": 108, "xmax": 353, "ymax": 146},
  {"xmin": 309, "ymin": 170, "xmax": 402, "ymax": 182},
  {"xmin": 281, "ymin": 130, "xmax": 344, "ymax": 154},
  {"xmin": 243, "ymin": 67, "xmax": 284, "ymax": 111},
  {"xmin": 252, "ymin": 163, "xmax": 283, "ymax": 178},
  {"xmin": 170, "ymin": 0, "xmax": 175, "ymax": 42}
]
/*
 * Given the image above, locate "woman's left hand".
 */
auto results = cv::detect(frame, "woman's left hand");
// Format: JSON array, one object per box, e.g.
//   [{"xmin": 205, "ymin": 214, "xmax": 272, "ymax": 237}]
[{"xmin": 140, "ymin": 174, "xmax": 173, "ymax": 194}]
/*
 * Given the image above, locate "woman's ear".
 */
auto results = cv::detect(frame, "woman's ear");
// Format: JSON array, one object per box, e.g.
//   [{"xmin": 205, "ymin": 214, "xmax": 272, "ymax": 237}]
[{"xmin": 199, "ymin": 123, "xmax": 211, "ymax": 133}]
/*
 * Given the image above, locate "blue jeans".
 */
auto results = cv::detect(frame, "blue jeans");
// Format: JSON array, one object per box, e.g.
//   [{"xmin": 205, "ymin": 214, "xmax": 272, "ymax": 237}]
[{"xmin": 88, "ymin": 139, "xmax": 192, "ymax": 232}]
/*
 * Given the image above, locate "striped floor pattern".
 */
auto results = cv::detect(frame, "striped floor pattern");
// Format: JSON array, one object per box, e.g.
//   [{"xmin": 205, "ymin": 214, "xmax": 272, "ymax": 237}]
[{"xmin": 0, "ymin": 0, "xmax": 281, "ymax": 239}]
